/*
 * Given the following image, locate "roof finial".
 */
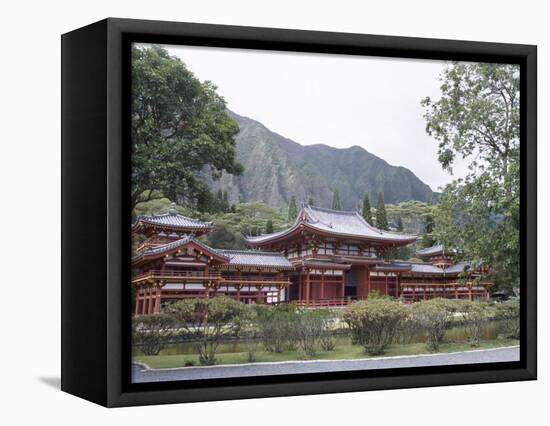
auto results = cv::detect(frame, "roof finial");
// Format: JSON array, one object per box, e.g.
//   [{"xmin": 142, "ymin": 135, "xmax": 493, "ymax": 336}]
[{"xmin": 169, "ymin": 202, "xmax": 177, "ymax": 215}]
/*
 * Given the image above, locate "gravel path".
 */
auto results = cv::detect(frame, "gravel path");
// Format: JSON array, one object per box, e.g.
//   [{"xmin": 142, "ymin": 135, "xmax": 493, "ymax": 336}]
[{"xmin": 132, "ymin": 346, "xmax": 519, "ymax": 383}]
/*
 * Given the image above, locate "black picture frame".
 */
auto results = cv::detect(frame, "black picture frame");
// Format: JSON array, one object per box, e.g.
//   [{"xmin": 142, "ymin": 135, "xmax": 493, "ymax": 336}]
[{"xmin": 61, "ymin": 17, "xmax": 537, "ymax": 407}]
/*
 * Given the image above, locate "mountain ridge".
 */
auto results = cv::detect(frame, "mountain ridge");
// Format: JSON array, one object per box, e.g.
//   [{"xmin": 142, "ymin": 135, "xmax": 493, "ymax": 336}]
[{"xmin": 204, "ymin": 110, "xmax": 435, "ymax": 210}]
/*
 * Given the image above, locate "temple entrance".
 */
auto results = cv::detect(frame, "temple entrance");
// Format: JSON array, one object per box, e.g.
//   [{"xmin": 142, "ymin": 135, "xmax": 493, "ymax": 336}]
[{"xmin": 344, "ymin": 268, "xmax": 357, "ymax": 298}]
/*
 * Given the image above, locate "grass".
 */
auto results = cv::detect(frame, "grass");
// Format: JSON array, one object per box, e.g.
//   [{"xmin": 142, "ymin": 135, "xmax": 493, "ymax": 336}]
[{"xmin": 134, "ymin": 338, "xmax": 519, "ymax": 369}]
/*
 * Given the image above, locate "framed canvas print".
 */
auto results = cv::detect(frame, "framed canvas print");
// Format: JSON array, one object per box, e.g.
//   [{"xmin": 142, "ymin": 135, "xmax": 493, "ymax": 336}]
[{"xmin": 61, "ymin": 18, "xmax": 537, "ymax": 407}]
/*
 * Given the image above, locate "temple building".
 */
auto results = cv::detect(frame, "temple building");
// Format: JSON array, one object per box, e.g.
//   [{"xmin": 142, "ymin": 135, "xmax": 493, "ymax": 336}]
[
  {"xmin": 131, "ymin": 203, "xmax": 492, "ymax": 314},
  {"xmin": 132, "ymin": 204, "xmax": 293, "ymax": 314}
]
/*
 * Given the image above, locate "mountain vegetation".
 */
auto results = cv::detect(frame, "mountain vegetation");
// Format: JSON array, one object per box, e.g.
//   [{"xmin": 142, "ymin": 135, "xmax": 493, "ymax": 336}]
[{"xmin": 205, "ymin": 112, "xmax": 435, "ymax": 210}]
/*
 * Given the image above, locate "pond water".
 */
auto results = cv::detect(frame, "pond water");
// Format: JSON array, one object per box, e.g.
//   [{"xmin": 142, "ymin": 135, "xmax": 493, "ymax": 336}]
[{"xmin": 136, "ymin": 320, "xmax": 508, "ymax": 356}]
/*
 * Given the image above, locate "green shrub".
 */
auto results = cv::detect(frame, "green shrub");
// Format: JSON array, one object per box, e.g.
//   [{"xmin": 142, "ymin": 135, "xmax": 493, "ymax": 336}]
[
  {"xmin": 167, "ymin": 296, "xmax": 248, "ymax": 366},
  {"xmin": 255, "ymin": 304, "xmax": 298, "ymax": 353},
  {"xmin": 240, "ymin": 305, "xmax": 261, "ymax": 362},
  {"xmin": 412, "ymin": 298, "xmax": 458, "ymax": 352},
  {"xmin": 344, "ymin": 299, "xmax": 406, "ymax": 355},
  {"xmin": 319, "ymin": 309, "xmax": 340, "ymax": 351},
  {"xmin": 132, "ymin": 313, "xmax": 175, "ymax": 356},
  {"xmin": 495, "ymin": 298, "xmax": 520, "ymax": 339},
  {"xmin": 295, "ymin": 309, "xmax": 325, "ymax": 357},
  {"xmin": 455, "ymin": 300, "xmax": 492, "ymax": 346},
  {"xmin": 395, "ymin": 308, "xmax": 425, "ymax": 344}
]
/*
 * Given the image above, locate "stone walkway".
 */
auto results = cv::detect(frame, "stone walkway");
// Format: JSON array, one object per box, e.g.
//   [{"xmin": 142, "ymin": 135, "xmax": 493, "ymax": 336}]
[{"xmin": 132, "ymin": 346, "xmax": 519, "ymax": 383}]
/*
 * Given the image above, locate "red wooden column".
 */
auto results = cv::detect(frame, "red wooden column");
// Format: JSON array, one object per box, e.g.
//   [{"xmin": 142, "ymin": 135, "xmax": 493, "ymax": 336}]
[
  {"xmin": 340, "ymin": 273, "xmax": 345, "ymax": 299},
  {"xmin": 305, "ymin": 270, "xmax": 310, "ymax": 304},
  {"xmin": 148, "ymin": 285, "xmax": 154, "ymax": 314},
  {"xmin": 367, "ymin": 267, "xmax": 371, "ymax": 298},
  {"xmin": 236, "ymin": 284, "xmax": 242, "ymax": 302},
  {"xmin": 143, "ymin": 285, "xmax": 149, "ymax": 314},
  {"xmin": 385, "ymin": 273, "xmax": 389, "ymax": 296},
  {"xmin": 298, "ymin": 274, "xmax": 303, "ymax": 302},
  {"xmin": 153, "ymin": 282, "xmax": 162, "ymax": 313},
  {"xmin": 133, "ymin": 285, "xmax": 140, "ymax": 314},
  {"xmin": 395, "ymin": 274, "xmax": 401, "ymax": 298},
  {"xmin": 141, "ymin": 285, "xmax": 148, "ymax": 315},
  {"xmin": 320, "ymin": 272, "xmax": 325, "ymax": 300}
]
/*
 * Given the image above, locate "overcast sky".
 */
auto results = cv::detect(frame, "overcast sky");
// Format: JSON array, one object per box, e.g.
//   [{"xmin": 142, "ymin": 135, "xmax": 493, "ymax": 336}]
[{"xmin": 146, "ymin": 43, "xmax": 472, "ymax": 191}]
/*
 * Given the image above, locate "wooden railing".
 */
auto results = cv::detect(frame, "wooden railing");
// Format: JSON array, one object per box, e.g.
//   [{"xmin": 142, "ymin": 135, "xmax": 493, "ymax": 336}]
[
  {"xmin": 292, "ymin": 297, "xmax": 352, "ymax": 308},
  {"xmin": 221, "ymin": 276, "xmax": 290, "ymax": 284},
  {"xmin": 132, "ymin": 270, "xmax": 222, "ymax": 282}
]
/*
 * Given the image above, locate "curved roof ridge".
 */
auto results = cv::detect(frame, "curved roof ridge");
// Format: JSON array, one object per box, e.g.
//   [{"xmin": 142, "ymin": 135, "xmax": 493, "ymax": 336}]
[
  {"xmin": 217, "ymin": 249, "xmax": 284, "ymax": 256},
  {"xmin": 136, "ymin": 212, "xmax": 213, "ymax": 225}
]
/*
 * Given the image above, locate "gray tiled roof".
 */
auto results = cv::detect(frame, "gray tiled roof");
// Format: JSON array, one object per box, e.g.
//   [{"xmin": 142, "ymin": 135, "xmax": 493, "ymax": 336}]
[
  {"xmin": 416, "ymin": 244, "xmax": 458, "ymax": 257},
  {"xmin": 389, "ymin": 261, "xmax": 471, "ymax": 276},
  {"xmin": 136, "ymin": 235, "xmax": 228, "ymax": 262},
  {"xmin": 247, "ymin": 205, "xmax": 417, "ymax": 244},
  {"xmin": 134, "ymin": 204, "xmax": 213, "ymax": 231},
  {"xmin": 409, "ymin": 263, "xmax": 446, "ymax": 274},
  {"xmin": 217, "ymin": 249, "xmax": 294, "ymax": 269},
  {"xmin": 445, "ymin": 262, "xmax": 470, "ymax": 274},
  {"xmin": 143, "ymin": 235, "xmax": 195, "ymax": 256}
]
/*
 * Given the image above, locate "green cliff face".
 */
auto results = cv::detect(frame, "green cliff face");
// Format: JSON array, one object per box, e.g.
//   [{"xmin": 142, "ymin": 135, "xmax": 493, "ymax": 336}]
[{"xmin": 205, "ymin": 111, "xmax": 435, "ymax": 210}]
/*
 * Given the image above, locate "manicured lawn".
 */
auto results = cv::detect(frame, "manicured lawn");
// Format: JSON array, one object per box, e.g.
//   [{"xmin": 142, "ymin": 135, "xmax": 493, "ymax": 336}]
[{"xmin": 134, "ymin": 338, "xmax": 519, "ymax": 369}]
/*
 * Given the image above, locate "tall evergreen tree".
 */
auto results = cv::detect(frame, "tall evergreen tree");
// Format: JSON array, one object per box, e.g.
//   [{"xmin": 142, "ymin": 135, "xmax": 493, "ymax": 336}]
[
  {"xmin": 396, "ymin": 216, "xmax": 404, "ymax": 232},
  {"xmin": 332, "ymin": 189, "xmax": 342, "ymax": 210},
  {"xmin": 375, "ymin": 191, "xmax": 388, "ymax": 230},
  {"xmin": 362, "ymin": 192, "xmax": 372, "ymax": 224},
  {"xmin": 307, "ymin": 195, "xmax": 313, "ymax": 206},
  {"xmin": 265, "ymin": 219, "xmax": 274, "ymax": 234},
  {"xmin": 216, "ymin": 189, "xmax": 224, "ymax": 212},
  {"xmin": 422, "ymin": 214, "xmax": 435, "ymax": 248},
  {"xmin": 288, "ymin": 196, "xmax": 298, "ymax": 222},
  {"xmin": 222, "ymin": 190, "xmax": 230, "ymax": 212}
]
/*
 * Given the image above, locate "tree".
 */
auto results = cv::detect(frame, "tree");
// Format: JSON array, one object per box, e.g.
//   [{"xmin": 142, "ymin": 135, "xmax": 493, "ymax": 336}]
[
  {"xmin": 288, "ymin": 196, "xmax": 298, "ymax": 222},
  {"xmin": 295, "ymin": 310, "xmax": 325, "ymax": 357},
  {"xmin": 362, "ymin": 192, "xmax": 373, "ymax": 224},
  {"xmin": 167, "ymin": 297, "xmax": 248, "ymax": 365},
  {"xmin": 131, "ymin": 45, "xmax": 244, "ymax": 211},
  {"xmin": 375, "ymin": 191, "xmax": 388, "ymax": 230},
  {"xmin": 132, "ymin": 314, "xmax": 174, "ymax": 356},
  {"xmin": 422, "ymin": 63, "xmax": 520, "ymax": 292},
  {"xmin": 422, "ymin": 214, "xmax": 435, "ymax": 248},
  {"xmin": 216, "ymin": 189, "xmax": 224, "ymax": 212},
  {"xmin": 396, "ymin": 216, "xmax": 404, "ymax": 232},
  {"xmin": 265, "ymin": 219, "xmax": 274, "ymax": 234},
  {"xmin": 307, "ymin": 195, "xmax": 314, "ymax": 206},
  {"xmin": 222, "ymin": 190, "xmax": 230, "ymax": 212},
  {"xmin": 343, "ymin": 298, "xmax": 406, "ymax": 355},
  {"xmin": 332, "ymin": 189, "xmax": 342, "ymax": 210},
  {"xmin": 411, "ymin": 298, "xmax": 459, "ymax": 352},
  {"xmin": 255, "ymin": 304, "xmax": 299, "ymax": 353}
]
